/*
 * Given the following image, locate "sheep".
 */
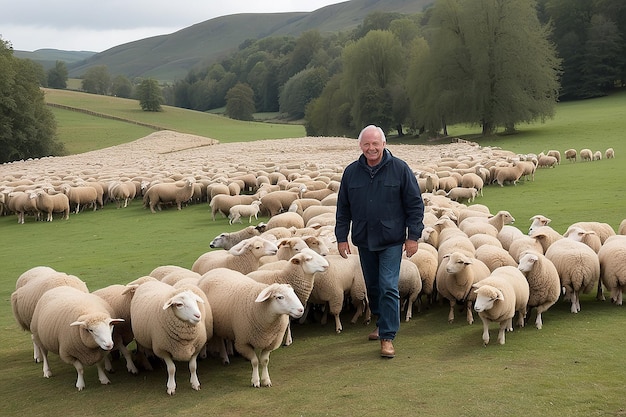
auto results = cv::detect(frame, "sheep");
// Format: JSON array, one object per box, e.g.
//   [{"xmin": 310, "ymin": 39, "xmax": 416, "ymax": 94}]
[
  {"xmin": 260, "ymin": 236, "xmax": 328, "ymax": 265},
  {"xmin": 593, "ymin": 150, "xmax": 602, "ymax": 161},
  {"xmin": 301, "ymin": 205, "xmax": 336, "ymax": 226},
  {"xmin": 461, "ymin": 173, "xmax": 484, "ymax": 196},
  {"xmin": 61, "ymin": 184, "xmax": 98, "ymax": 213},
  {"xmin": 496, "ymin": 225, "xmax": 524, "ymax": 251},
  {"xmin": 436, "ymin": 252, "xmax": 491, "ymax": 324},
  {"xmin": 494, "ymin": 162, "xmax": 525, "ymax": 186},
  {"xmin": 209, "ymin": 194, "xmax": 257, "ymax": 220},
  {"xmin": 197, "ymin": 269, "xmax": 304, "ymax": 387},
  {"xmin": 474, "ymin": 244, "xmax": 518, "ymax": 272},
  {"xmin": 597, "ymin": 235, "xmax": 626, "ymax": 305},
  {"xmin": 191, "ymin": 236, "xmax": 278, "ymax": 275},
  {"xmin": 469, "ymin": 233, "xmax": 503, "ymax": 250},
  {"xmin": 288, "ymin": 198, "xmax": 322, "ymax": 216},
  {"xmin": 528, "ymin": 214, "xmax": 552, "ymax": 235},
  {"xmin": 530, "ymin": 225, "xmax": 563, "ymax": 253},
  {"xmin": 459, "ymin": 210, "xmax": 515, "ymax": 238},
  {"xmin": 149, "ymin": 265, "xmax": 195, "ymax": 281},
  {"xmin": 508, "ymin": 235, "xmax": 544, "ymax": 262},
  {"xmin": 579, "ymin": 148, "xmax": 593, "ymax": 161},
  {"xmin": 398, "ymin": 259, "xmax": 422, "ymax": 321},
  {"xmin": 11, "ymin": 268, "xmax": 89, "ymax": 363},
  {"xmin": 265, "ymin": 211, "xmax": 305, "ymax": 230},
  {"xmin": 108, "ymin": 180, "xmax": 136, "ymax": 208},
  {"xmin": 619, "ymin": 219, "xmax": 626, "ymax": 235},
  {"xmin": 143, "ymin": 177, "xmax": 196, "ymax": 213},
  {"xmin": 6, "ymin": 190, "xmax": 38, "ymax": 223},
  {"xmin": 228, "ymin": 200, "xmax": 262, "ymax": 225},
  {"xmin": 160, "ymin": 269, "xmax": 202, "ymax": 286},
  {"xmin": 305, "ymin": 212, "xmax": 336, "ymax": 228},
  {"xmin": 260, "ymin": 190, "xmax": 301, "ymax": 217},
  {"xmin": 92, "ymin": 284, "xmax": 140, "ymax": 374},
  {"xmin": 517, "ymin": 251, "xmax": 561, "ymax": 329},
  {"xmin": 472, "ymin": 266, "xmax": 529, "ymax": 346},
  {"xmin": 305, "ymin": 254, "xmax": 370, "ymax": 333},
  {"xmin": 446, "ymin": 187, "xmax": 478, "ymax": 203},
  {"xmin": 564, "ymin": 148, "xmax": 577, "ymax": 162},
  {"xmin": 547, "ymin": 150, "xmax": 561, "ymax": 164},
  {"xmin": 248, "ymin": 249, "xmax": 329, "ymax": 345},
  {"xmin": 128, "ymin": 279, "xmax": 208, "ymax": 395},
  {"xmin": 568, "ymin": 221, "xmax": 616, "ymax": 244},
  {"xmin": 32, "ymin": 189, "xmax": 70, "ymax": 221},
  {"xmin": 545, "ymin": 239, "xmax": 600, "ymax": 313},
  {"xmin": 563, "ymin": 225, "xmax": 602, "ymax": 253},
  {"xmin": 30, "ymin": 286, "xmax": 124, "ymax": 390},
  {"xmin": 422, "ymin": 173, "xmax": 440, "ymax": 193},
  {"xmin": 407, "ymin": 246, "xmax": 438, "ymax": 310},
  {"xmin": 536, "ymin": 153, "xmax": 558, "ymax": 168},
  {"xmin": 605, "ymin": 147, "xmax": 615, "ymax": 159},
  {"xmin": 208, "ymin": 224, "xmax": 266, "ymax": 250}
]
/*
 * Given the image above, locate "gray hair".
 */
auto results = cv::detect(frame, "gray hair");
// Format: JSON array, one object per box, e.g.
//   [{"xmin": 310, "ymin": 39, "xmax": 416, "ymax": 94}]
[{"xmin": 357, "ymin": 125, "xmax": 386, "ymax": 144}]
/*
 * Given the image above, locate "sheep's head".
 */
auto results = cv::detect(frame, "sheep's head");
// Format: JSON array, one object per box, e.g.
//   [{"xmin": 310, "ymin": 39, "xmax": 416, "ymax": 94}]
[{"xmin": 473, "ymin": 285, "xmax": 503, "ymax": 312}]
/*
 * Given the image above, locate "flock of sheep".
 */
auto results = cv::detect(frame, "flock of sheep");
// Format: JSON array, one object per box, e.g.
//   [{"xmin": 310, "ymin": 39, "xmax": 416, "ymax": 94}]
[{"xmin": 4, "ymin": 131, "xmax": 625, "ymax": 393}]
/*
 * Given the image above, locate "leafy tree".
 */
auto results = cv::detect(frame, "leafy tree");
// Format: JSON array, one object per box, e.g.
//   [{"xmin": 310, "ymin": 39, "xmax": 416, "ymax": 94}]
[
  {"xmin": 81, "ymin": 65, "xmax": 111, "ymax": 95},
  {"xmin": 47, "ymin": 61, "xmax": 67, "ymax": 89},
  {"xmin": 111, "ymin": 75, "xmax": 133, "ymax": 98},
  {"xmin": 287, "ymin": 30, "xmax": 323, "ymax": 77},
  {"xmin": 279, "ymin": 67, "xmax": 328, "ymax": 119},
  {"xmin": 423, "ymin": 0, "xmax": 561, "ymax": 135},
  {"xmin": 0, "ymin": 38, "xmax": 65, "ymax": 163},
  {"xmin": 136, "ymin": 79, "xmax": 164, "ymax": 112},
  {"xmin": 225, "ymin": 82, "xmax": 255, "ymax": 121},
  {"xmin": 304, "ymin": 74, "xmax": 355, "ymax": 137}
]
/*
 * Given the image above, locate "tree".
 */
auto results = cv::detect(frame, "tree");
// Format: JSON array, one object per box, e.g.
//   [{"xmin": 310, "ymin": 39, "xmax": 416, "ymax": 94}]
[
  {"xmin": 225, "ymin": 82, "xmax": 255, "ymax": 121},
  {"xmin": 423, "ymin": 0, "xmax": 561, "ymax": 136},
  {"xmin": 279, "ymin": 67, "xmax": 328, "ymax": 119},
  {"xmin": 81, "ymin": 65, "xmax": 111, "ymax": 95},
  {"xmin": 0, "ymin": 38, "xmax": 65, "ymax": 163},
  {"xmin": 304, "ymin": 74, "xmax": 355, "ymax": 137},
  {"xmin": 136, "ymin": 79, "xmax": 164, "ymax": 112},
  {"xmin": 111, "ymin": 75, "xmax": 133, "ymax": 98},
  {"xmin": 47, "ymin": 61, "xmax": 68, "ymax": 89}
]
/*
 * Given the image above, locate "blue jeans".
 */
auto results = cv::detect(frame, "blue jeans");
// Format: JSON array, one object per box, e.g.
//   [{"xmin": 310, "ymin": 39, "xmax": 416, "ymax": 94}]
[{"xmin": 358, "ymin": 244, "xmax": 402, "ymax": 340}]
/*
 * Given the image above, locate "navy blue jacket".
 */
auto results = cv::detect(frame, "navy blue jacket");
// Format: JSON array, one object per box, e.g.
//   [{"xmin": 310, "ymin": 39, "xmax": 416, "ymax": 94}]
[{"xmin": 335, "ymin": 149, "xmax": 424, "ymax": 251}]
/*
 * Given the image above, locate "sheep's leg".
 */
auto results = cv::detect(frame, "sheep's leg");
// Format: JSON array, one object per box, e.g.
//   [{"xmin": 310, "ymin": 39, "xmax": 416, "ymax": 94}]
[
  {"xmin": 161, "ymin": 353, "xmax": 177, "ymax": 395},
  {"xmin": 299, "ymin": 303, "xmax": 311, "ymax": 324},
  {"xmin": 497, "ymin": 321, "xmax": 507, "ymax": 345},
  {"xmin": 117, "ymin": 340, "xmax": 139, "ymax": 374},
  {"xmin": 72, "ymin": 359, "xmax": 87, "ymax": 391},
  {"xmin": 283, "ymin": 323, "xmax": 293, "ymax": 346},
  {"xmin": 333, "ymin": 314, "xmax": 343, "ymax": 333},
  {"xmin": 596, "ymin": 279, "xmax": 605, "ymax": 301},
  {"xmin": 31, "ymin": 335, "xmax": 42, "ymax": 362},
  {"xmin": 235, "ymin": 343, "xmax": 261, "ymax": 387},
  {"xmin": 96, "ymin": 359, "xmax": 111, "ymax": 385},
  {"xmin": 447, "ymin": 299, "xmax": 455, "ymax": 323},
  {"xmin": 405, "ymin": 298, "xmax": 413, "ymax": 322},
  {"xmin": 217, "ymin": 337, "xmax": 230, "ymax": 365},
  {"xmin": 104, "ymin": 352, "xmax": 114, "ymax": 372},
  {"xmin": 350, "ymin": 300, "xmax": 364, "ymax": 324},
  {"xmin": 259, "ymin": 349, "xmax": 272, "ymax": 387},
  {"xmin": 465, "ymin": 300, "xmax": 474, "ymax": 325},
  {"xmin": 188, "ymin": 353, "xmax": 201, "ymax": 391},
  {"xmin": 517, "ymin": 308, "xmax": 526, "ymax": 328},
  {"xmin": 480, "ymin": 316, "xmax": 490, "ymax": 346},
  {"xmin": 40, "ymin": 347, "xmax": 52, "ymax": 378},
  {"xmin": 570, "ymin": 292, "xmax": 580, "ymax": 313}
]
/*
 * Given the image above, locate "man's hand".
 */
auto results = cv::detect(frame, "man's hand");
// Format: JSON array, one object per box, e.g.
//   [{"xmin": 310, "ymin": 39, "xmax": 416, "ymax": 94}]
[
  {"xmin": 338, "ymin": 242, "xmax": 351, "ymax": 259},
  {"xmin": 404, "ymin": 239, "xmax": 418, "ymax": 258}
]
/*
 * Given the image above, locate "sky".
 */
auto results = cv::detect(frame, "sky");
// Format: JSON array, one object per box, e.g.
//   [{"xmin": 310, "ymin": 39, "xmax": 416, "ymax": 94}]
[{"xmin": 1, "ymin": 1, "xmax": 347, "ymax": 52}]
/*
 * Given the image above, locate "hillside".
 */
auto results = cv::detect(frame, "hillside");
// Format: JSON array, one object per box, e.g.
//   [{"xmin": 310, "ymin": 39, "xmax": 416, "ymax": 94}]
[
  {"xmin": 67, "ymin": 0, "xmax": 432, "ymax": 82},
  {"xmin": 13, "ymin": 49, "xmax": 96, "ymax": 71}
]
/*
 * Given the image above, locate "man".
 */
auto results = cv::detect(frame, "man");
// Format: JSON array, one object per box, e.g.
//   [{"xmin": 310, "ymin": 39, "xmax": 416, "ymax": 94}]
[{"xmin": 335, "ymin": 125, "xmax": 424, "ymax": 358}]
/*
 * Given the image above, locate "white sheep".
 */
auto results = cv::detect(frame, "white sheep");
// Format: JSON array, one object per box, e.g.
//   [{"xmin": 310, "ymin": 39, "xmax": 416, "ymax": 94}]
[
  {"xmin": 149, "ymin": 264, "xmax": 195, "ymax": 280},
  {"xmin": 260, "ymin": 236, "xmax": 328, "ymax": 265},
  {"xmin": 619, "ymin": 219, "xmax": 626, "ymax": 235},
  {"xmin": 494, "ymin": 162, "xmax": 525, "ymax": 186},
  {"xmin": 474, "ymin": 244, "xmax": 518, "ymax": 272},
  {"xmin": 208, "ymin": 224, "xmax": 266, "ymax": 250},
  {"xmin": 528, "ymin": 214, "xmax": 552, "ymax": 235},
  {"xmin": 564, "ymin": 148, "xmax": 577, "ymax": 162},
  {"xmin": 545, "ymin": 239, "xmax": 600, "ymax": 313},
  {"xmin": 407, "ymin": 246, "xmax": 438, "ymax": 311},
  {"xmin": 248, "ymin": 248, "xmax": 329, "ymax": 345},
  {"xmin": 228, "ymin": 200, "xmax": 262, "ymax": 224},
  {"xmin": 143, "ymin": 177, "xmax": 196, "ymax": 213},
  {"xmin": 108, "ymin": 180, "xmax": 136, "ymax": 208},
  {"xmin": 597, "ymin": 235, "xmax": 626, "ymax": 305},
  {"xmin": 536, "ymin": 153, "xmax": 558, "ymax": 168},
  {"xmin": 497, "ymin": 225, "xmax": 525, "ymax": 251},
  {"xmin": 436, "ymin": 252, "xmax": 491, "ymax": 324},
  {"xmin": 191, "ymin": 236, "xmax": 278, "ymax": 275},
  {"xmin": 459, "ymin": 210, "xmax": 515, "ymax": 238},
  {"xmin": 446, "ymin": 187, "xmax": 478, "ymax": 203},
  {"xmin": 260, "ymin": 190, "xmax": 301, "ymax": 217},
  {"xmin": 517, "ymin": 251, "xmax": 561, "ymax": 329},
  {"xmin": 568, "ymin": 221, "xmax": 615, "ymax": 244},
  {"xmin": 547, "ymin": 150, "xmax": 561, "ymax": 164},
  {"xmin": 209, "ymin": 194, "xmax": 257, "ymax": 221},
  {"xmin": 398, "ymin": 258, "xmax": 422, "ymax": 322},
  {"xmin": 30, "ymin": 286, "xmax": 124, "ymax": 390},
  {"xmin": 593, "ymin": 150, "xmax": 602, "ymax": 161},
  {"xmin": 530, "ymin": 225, "xmax": 563, "ymax": 253},
  {"xmin": 579, "ymin": 148, "xmax": 593, "ymax": 161},
  {"xmin": 460, "ymin": 173, "xmax": 484, "ymax": 196},
  {"xmin": 563, "ymin": 225, "xmax": 602, "ymax": 253},
  {"xmin": 32, "ymin": 189, "xmax": 70, "ymax": 221},
  {"xmin": 265, "ymin": 211, "xmax": 305, "ymax": 229},
  {"xmin": 128, "ymin": 279, "xmax": 208, "ymax": 395},
  {"xmin": 288, "ymin": 198, "xmax": 322, "ymax": 216},
  {"xmin": 473, "ymin": 266, "xmax": 529, "ymax": 346},
  {"xmin": 12, "ymin": 267, "xmax": 89, "ymax": 363},
  {"xmin": 508, "ymin": 235, "xmax": 544, "ymax": 262},
  {"xmin": 605, "ymin": 148, "xmax": 615, "ymax": 159},
  {"xmin": 61, "ymin": 184, "xmax": 98, "ymax": 213},
  {"xmin": 197, "ymin": 269, "xmax": 304, "ymax": 387}
]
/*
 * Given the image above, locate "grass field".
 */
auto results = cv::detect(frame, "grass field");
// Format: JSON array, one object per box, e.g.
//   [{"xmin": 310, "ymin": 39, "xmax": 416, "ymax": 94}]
[{"xmin": 2, "ymin": 89, "xmax": 626, "ymax": 416}]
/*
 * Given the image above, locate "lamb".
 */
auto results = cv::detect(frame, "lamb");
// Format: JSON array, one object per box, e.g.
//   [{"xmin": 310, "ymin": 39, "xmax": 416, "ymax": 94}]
[
  {"xmin": 197, "ymin": 269, "xmax": 304, "ymax": 387},
  {"xmin": 436, "ymin": 252, "xmax": 491, "ymax": 324},
  {"xmin": 191, "ymin": 236, "xmax": 278, "ymax": 275},
  {"xmin": 12, "ymin": 267, "xmax": 89, "ymax": 363},
  {"xmin": 32, "ymin": 189, "xmax": 70, "ymax": 221},
  {"xmin": 473, "ymin": 266, "xmax": 529, "ymax": 346},
  {"xmin": 30, "ymin": 286, "xmax": 124, "ymax": 390},
  {"xmin": 545, "ymin": 239, "xmax": 600, "ymax": 313},
  {"xmin": 593, "ymin": 150, "xmax": 602, "ymax": 161},
  {"xmin": 597, "ymin": 235, "xmax": 626, "ymax": 305},
  {"xmin": 228, "ymin": 200, "xmax": 262, "ymax": 224},
  {"xmin": 445, "ymin": 187, "xmax": 478, "ymax": 203},
  {"xmin": 469, "ymin": 233, "xmax": 503, "ymax": 250},
  {"xmin": 209, "ymin": 194, "xmax": 257, "ymax": 220},
  {"xmin": 61, "ymin": 184, "xmax": 98, "ymax": 213},
  {"xmin": 143, "ymin": 177, "xmax": 196, "ymax": 213},
  {"xmin": 564, "ymin": 148, "xmax": 577, "ymax": 162},
  {"xmin": 248, "ymin": 249, "xmax": 329, "ymax": 345},
  {"xmin": 128, "ymin": 279, "xmax": 208, "ymax": 395},
  {"xmin": 605, "ymin": 147, "xmax": 615, "ymax": 159},
  {"xmin": 517, "ymin": 251, "xmax": 561, "ymax": 329},
  {"xmin": 579, "ymin": 148, "xmax": 593, "ymax": 162},
  {"xmin": 305, "ymin": 254, "xmax": 370, "ymax": 333},
  {"xmin": 209, "ymin": 224, "xmax": 266, "ymax": 250}
]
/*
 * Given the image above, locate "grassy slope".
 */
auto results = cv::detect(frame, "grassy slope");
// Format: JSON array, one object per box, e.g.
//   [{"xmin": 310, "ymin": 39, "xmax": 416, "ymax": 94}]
[{"xmin": 2, "ymin": 90, "xmax": 626, "ymax": 416}]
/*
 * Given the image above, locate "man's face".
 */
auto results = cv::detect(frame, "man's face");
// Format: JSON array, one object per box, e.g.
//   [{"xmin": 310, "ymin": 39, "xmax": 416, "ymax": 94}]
[{"xmin": 359, "ymin": 129, "xmax": 385, "ymax": 166}]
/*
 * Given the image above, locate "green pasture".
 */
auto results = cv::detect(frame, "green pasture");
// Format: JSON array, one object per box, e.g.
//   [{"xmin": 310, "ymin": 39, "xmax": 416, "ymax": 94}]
[{"xmin": 1, "ymin": 89, "xmax": 626, "ymax": 416}]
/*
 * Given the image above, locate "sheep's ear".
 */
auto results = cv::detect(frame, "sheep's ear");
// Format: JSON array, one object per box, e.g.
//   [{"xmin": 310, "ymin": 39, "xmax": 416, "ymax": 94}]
[
  {"xmin": 121, "ymin": 284, "xmax": 139, "ymax": 295},
  {"xmin": 472, "ymin": 282, "xmax": 482, "ymax": 289},
  {"xmin": 442, "ymin": 253, "xmax": 451, "ymax": 260},
  {"xmin": 70, "ymin": 321, "xmax": 86, "ymax": 327},
  {"xmin": 191, "ymin": 293, "xmax": 205, "ymax": 304},
  {"xmin": 495, "ymin": 290, "xmax": 504, "ymax": 301},
  {"xmin": 109, "ymin": 319, "xmax": 125, "ymax": 325},
  {"xmin": 255, "ymin": 287, "xmax": 274, "ymax": 303},
  {"xmin": 290, "ymin": 256, "xmax": 302, "ymax": 265}
]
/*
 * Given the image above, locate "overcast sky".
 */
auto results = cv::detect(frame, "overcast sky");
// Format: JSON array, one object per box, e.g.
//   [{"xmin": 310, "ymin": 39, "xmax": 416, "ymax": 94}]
[{"xmin": 1, "ymin": 1, "xmax": 347, "ymax": 52}]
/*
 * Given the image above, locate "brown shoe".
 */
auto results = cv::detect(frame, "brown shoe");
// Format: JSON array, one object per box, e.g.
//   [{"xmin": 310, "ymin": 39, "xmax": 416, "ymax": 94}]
[
  {"xmin": 368, "ymin": 327, "xmax": 379, "ymax": 341},
  {"xmin": 380, "ymin": 339, "xmax": 395, "ymax": 358}
]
